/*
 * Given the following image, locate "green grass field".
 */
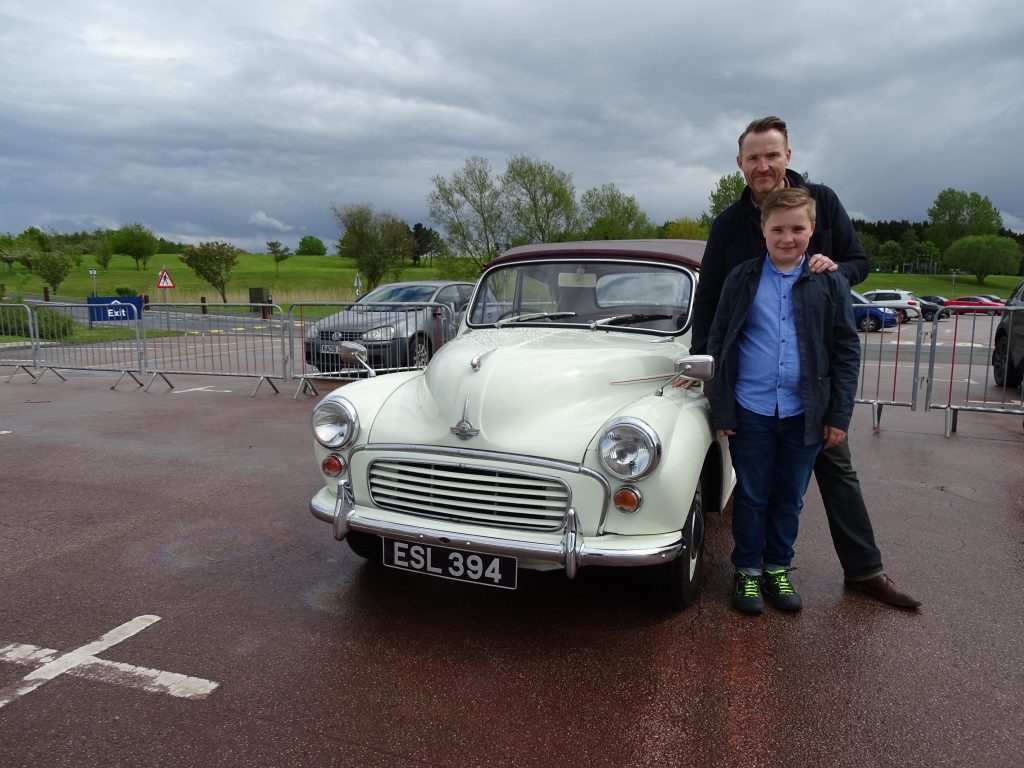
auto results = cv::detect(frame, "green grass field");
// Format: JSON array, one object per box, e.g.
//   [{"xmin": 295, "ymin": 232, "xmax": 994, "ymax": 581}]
[
  {"xmin": 0, "ymin": 251, "xmax": 1020, "ymax": 306},
  {"xmin": 0, "ymin": 253, "xmax": 448, "ymax": 306}
]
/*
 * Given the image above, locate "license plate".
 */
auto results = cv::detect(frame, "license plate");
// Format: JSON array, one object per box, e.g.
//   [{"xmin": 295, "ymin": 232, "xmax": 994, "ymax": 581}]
[
  {"xmin": 319, "ymin": 344, "xmax": 339, "ymax": 354},
  {"xmin": 382, "ymin": 538, "xmax": 517, "ymax": 590}
]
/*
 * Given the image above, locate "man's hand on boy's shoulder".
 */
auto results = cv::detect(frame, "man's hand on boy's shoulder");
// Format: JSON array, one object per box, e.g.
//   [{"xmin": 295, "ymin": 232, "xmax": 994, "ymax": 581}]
[{"xmin": 808, "ymin": 253, "xmax": 839, "ymax": 273}]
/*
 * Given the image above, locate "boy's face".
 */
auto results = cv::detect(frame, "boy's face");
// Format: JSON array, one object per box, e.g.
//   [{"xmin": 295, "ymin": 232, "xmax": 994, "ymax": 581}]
[{"xmin": 762, "ymin": 206, "xmax": 814, "ymax": 271}]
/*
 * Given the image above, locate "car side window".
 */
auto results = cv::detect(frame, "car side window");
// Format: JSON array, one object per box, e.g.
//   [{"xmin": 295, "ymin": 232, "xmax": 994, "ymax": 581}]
[{"xmin": 435, "ymin": 286, "xmax": 461, "ymax": 316}]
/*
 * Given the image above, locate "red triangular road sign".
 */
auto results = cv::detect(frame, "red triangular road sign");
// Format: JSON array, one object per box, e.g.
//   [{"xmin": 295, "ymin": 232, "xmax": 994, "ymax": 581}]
[{"xmin": 157, "ymin": 268, "xmax": 175, "ymax": 289}]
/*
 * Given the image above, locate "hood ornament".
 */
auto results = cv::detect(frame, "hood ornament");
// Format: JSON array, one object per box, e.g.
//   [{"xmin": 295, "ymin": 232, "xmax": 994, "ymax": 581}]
[{"xmin": 450, "ymin": 396, "xmax": 479, "ymax": 440}]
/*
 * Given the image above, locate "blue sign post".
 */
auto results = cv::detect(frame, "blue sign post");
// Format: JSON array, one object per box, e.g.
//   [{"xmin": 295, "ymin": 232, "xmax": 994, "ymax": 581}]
[{"xmin": 87, "ymin": 297, "xmax": 142, "ymax": 322}]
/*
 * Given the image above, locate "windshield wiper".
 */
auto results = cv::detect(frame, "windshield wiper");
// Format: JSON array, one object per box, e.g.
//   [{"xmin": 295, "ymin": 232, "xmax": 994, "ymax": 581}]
[
  {"xmin": 495, "ymin": 311, "xmax": 576, "ymax": 327},
  {"xmin": 591, "ymin": 313, "xmax": 674, "ymax": 328}
]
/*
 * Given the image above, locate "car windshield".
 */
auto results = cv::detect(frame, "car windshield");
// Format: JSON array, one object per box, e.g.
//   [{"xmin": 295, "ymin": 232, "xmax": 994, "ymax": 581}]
[
  {"xmin": 354, "ymin": 284, "xmax": 437, "ymax": 310},
  {"xmin": 468, "ymin": 260, "xmax": 695, "ymax": 333}
]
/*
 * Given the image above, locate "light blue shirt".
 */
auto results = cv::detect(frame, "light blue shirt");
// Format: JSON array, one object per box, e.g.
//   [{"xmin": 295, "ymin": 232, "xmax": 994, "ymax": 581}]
[{"xmin": 734, "ymin": 254, "xmax": 805, "ymax": 418}]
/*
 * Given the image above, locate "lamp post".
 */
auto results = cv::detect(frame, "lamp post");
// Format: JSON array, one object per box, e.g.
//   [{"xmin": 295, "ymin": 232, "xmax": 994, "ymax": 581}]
[
  {"xmin": 89, "ymin": 268, "xmax": 97, "ymax": 297},
  {"xmin": 950, "ymin": 268, "xmax": 959, "ymax": 293}
]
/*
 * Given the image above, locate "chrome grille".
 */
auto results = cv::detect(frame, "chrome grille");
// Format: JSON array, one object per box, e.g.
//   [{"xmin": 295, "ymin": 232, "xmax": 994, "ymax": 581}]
[{"xmin": 367, "ymin": 459, "xmax": 569, "ymax": 531}]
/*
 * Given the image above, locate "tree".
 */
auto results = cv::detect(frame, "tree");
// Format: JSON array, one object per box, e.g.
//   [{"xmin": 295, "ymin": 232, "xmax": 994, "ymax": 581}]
[
  {"xmin": 427, "ymin": 155, "xmax": 506, "ymax": 269},
  {"xmin": 110, "ymin": 223, "xmax": 158, "ymax": 270},
  {"xmin": 577, "ymin": 183, "xmax": 656, "ymax": 240},
  {"xmin": 93, "ymin": 233, "xmax": 114, "ymax": 271},
  {"xmin": 296, "ymin": 235, "xmax": 327, "ymax": 256},
  {"xmin": 942, "ymin": 235, "xmax": 1021, "ymax": 284},
  {"xmin": 266, "ymin": 240, "xmax": 292, "ymax": 275},
  {"xmin": 925, "ymin": 188, "xmax": 1002, "ymax": 253},
  {"xmin": 34, "ymin": 250, "xmax": 74, "ymax": 294},
  {"xmin": 660, "ymin": 217, "xmax": 709, "ymax": 240},
  {"xmin": 331, "ymin": 203, "xmax": 413, "ymax": 291},
  {"xmin": 500, "ymin": 154, "xmax": 576, "ymax": 244},
  {"xmin": 180, "ymin": 241, "xmax": 240, "ymax": 301},
  {"xmin": 701, "ymin": 171, "xmax": 746, "ymax": 225},
  {"xmin": 878, "ymin": 240, "xmax": 903, "ymax": 272},
  {"xmin": 411, "ymin": 223, "xmax": 442, "ymax": 266}
]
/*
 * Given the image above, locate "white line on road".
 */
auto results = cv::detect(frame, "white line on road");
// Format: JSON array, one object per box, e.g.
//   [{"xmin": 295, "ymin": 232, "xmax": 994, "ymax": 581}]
[{"xmin": 0, "ymin": 615, "xmax": 218, "ymax": 708}]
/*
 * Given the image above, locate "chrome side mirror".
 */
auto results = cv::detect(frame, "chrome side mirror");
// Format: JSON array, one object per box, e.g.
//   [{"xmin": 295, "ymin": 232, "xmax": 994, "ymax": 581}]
[
  {"xmin": 656, "ymin": 354, "xmax": 714, "ymax": 395},
  {"xmin": 339, "ymin": 341, "xmax": 376, "ymax": 377}
]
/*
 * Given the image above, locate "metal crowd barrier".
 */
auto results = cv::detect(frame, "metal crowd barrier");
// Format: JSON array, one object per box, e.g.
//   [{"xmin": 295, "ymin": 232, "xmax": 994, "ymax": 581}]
[
  {"xmin": 851, "ymin": 300, "xmax": 928, "ymax": 429},
  {"xmin": 0, "ymin": 303, "xmax": 37, "ymax": 382},
  {"xmin": 4, "ymin": 298, "xmax": 1022, "ymax": 435},
  {"xmin": 288, "ymin": 302, "xmax": 458, "ymax": 397},
  {"xmin": 142, "ymin": 303, "xmax": 287, "ymax": 396},
  {"xmin": 922, "ymin": 305, "xmax": 1023, "ymax": 436}
]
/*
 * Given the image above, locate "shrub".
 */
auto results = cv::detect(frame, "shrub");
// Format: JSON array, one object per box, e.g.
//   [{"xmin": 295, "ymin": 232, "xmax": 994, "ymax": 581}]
[
  {"xmin": 34, "ymin": 307, "xmax": 75, "ymax": 340},
  {"xmin": 114, "ymin": 286, "xmax": 137, "ymax": 297}
]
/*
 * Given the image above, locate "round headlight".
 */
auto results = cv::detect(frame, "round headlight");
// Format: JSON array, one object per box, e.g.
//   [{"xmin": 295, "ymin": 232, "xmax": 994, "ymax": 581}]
[
  {"xmin": 312, "ymin": 398, "xmax": 359, "ymax": 449},
  {"xmin": 362, "ymin": 326, "xmax": 396, "ymax": 342},
  {"xmin": 598, "ymin": 418, "xmax": 661, "ymax": 480}
]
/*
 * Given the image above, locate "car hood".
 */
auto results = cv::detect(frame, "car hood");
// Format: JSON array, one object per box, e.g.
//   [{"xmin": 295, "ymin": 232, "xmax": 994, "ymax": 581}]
[
  {"xmin": 363, "ymin": 327, "xmax": 683, "ymax": 462},
  {"xmin": 315, "ymin": 308, "xmax": 423, "ymax": 333}
]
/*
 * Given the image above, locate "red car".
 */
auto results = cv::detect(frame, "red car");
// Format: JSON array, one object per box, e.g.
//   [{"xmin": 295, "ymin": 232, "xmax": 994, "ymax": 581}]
[{"xmin": 944, "ymin": 295, "xmax": 1005, "ymax": 314}]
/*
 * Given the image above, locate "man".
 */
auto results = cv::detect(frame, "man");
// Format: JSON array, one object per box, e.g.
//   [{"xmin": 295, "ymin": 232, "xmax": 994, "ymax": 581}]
[{"xmin": 688, "ymin": 115, "xmax": 920, "ymax": 609}]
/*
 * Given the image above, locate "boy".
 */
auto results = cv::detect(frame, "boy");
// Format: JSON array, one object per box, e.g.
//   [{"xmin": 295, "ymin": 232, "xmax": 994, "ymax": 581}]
[{"xmin": 706, "ymin": 187, "xmax": 861, "ymax": 614}]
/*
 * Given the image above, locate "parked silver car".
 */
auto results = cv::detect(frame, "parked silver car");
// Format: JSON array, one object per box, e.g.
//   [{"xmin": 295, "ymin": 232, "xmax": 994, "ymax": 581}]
[{"xmin": 304, "ymin": 280, "xmax": 475, "ymax": 373}]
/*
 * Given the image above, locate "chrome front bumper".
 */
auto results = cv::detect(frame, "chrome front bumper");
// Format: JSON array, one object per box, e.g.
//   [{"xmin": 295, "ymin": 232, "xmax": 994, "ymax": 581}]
[{"xmin": 309, "ymin": 481, "xmax": 684, "ymax": 579}]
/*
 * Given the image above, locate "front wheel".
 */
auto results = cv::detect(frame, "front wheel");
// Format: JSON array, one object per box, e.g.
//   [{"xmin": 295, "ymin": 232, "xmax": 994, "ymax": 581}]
[
  {"xmin": 408, "ymin": 335, "xmax": 432, "ymax": 368},
  {"xmin": 652, "ymin": 475, "xmax": 706, "ymax": 610},
  {"xmin": 858, "ymin": 314, "xmax": 881, "ymax": 333}
]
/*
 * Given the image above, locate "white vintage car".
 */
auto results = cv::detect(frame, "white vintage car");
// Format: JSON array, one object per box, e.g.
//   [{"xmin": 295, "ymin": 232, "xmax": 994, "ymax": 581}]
[{"xmin": 309, "ymin": 240, "xmax": 735, "ymax": 609}]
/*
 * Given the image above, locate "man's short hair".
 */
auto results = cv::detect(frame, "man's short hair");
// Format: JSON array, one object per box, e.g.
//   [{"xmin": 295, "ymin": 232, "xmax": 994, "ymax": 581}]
[
  {"xmin": 738, "ymin": 116, "xmax": 788, "ymax": 151},
  {"xmin": 760, "ymin": 187, "xmax": 816, "ymax": 225}
]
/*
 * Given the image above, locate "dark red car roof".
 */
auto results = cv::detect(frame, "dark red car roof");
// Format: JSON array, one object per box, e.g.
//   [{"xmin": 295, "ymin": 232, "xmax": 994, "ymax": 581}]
[{"xmin": 491, "ymin": 239, "xmax": 706, "ymax": 270}]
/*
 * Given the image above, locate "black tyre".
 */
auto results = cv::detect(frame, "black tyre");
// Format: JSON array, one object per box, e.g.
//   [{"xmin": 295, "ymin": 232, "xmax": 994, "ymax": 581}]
[
  {"xmin": 345, "ymin": 530, "xmax": 382, "ymax": 560},
  {"xmin": 922, "ymin": 310, "xmax": 935, "ymax": 322},
  {"xmin": 653, "ymin": 474, "xmax": 707, "ymax": 610},
  {"xmin": 993, "ymin": 334, "xmax": 1022, "ymax": 388},
  {"xmin": 858, "ymin": 314, "xmax": 881, "ymax": 333},
  {"xmin": 408, "ymin": 334, "xmax": 432, "ymax": 368}
]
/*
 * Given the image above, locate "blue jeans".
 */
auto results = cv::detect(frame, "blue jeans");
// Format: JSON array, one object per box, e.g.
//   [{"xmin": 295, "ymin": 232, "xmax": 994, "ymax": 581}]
[{"xmin": 728, "ymin": 407, "xmax": 822, "ymax": 573}]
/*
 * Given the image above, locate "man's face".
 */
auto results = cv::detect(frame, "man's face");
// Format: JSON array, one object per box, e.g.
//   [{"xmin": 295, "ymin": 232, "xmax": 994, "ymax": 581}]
[{"xmin": 737, "ymin": 129, "xmax": 791, "ymax": 204}]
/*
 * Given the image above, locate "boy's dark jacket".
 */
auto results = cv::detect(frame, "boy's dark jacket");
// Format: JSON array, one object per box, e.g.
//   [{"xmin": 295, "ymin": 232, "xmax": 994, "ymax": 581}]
[{"xmin": 706, "ymin": 257, "xmax": 861, "ymax": 446}]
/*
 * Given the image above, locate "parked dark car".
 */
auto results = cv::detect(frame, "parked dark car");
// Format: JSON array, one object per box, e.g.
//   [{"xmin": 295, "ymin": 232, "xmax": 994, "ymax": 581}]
[
  {"xmin": 304, "ymin": 280, "xmax": 475, "ymax": 373},
  {"xmin": 992, "ymin": 280, "xmax": 1024, "ymax": 389},
  {"xmin": 851, "ymin": 290, "xmax": 898, "ymax": 332}
]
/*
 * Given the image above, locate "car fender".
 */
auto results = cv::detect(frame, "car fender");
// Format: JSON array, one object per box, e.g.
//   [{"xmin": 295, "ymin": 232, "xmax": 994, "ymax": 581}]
[{"xmin": 584, "ymin": 387, "xmax": 734, "ymax": 536}]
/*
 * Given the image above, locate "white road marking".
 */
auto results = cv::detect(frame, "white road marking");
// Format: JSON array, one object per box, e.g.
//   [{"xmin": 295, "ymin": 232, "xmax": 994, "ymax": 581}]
[
  {"xmin": 0, "ymin": 615, "xmax": 218, "ymax": 708},
  {"xmin": 0, "ymin": 430, "xmax": 12, "ymax": 435},
  {"xmin": 171, "ymin": 386, "xmax": 233, "ymax": 394}
]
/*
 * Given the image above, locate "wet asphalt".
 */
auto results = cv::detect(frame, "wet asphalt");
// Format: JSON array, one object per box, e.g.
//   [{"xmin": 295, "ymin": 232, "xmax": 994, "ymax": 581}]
[{"xmin": 1, "ymin": 370, "xmax": 1022, "ymax": 768}]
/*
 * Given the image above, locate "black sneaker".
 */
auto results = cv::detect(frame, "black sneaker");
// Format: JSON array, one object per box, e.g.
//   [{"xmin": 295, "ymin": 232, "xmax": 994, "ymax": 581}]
[
  {"xmin": 732, "ymin": 571, "xmax": 765, "ymax": 614},
  {"xmin": 763, "ymin": 568, "xmax": 803, "ymax": 612}
]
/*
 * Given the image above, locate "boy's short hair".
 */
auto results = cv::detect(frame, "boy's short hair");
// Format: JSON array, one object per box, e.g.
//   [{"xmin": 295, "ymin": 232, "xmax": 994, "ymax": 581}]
[
  {"xmin": 738, "ymin": 116, "xmax": 788, "ymax": 151},
  {"xmin": 760, "ymin": 187, "xmax": 816, "ymax": 225}
]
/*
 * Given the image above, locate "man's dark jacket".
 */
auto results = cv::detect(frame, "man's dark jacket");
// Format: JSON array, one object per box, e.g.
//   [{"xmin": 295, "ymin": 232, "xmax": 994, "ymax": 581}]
[
  {"xmin": 706, "ymin": 257, "xmax": 862, "ymax": 446},
  {"xmin": 691, "ymin": 169, "xmax": 867, "ymax": 355}
]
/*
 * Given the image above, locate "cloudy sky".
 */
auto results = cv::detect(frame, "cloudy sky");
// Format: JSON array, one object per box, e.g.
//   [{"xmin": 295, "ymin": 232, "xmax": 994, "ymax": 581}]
[{"xmin": 2, "ymin": 1, "xmax": 1023, "ymax": 252}]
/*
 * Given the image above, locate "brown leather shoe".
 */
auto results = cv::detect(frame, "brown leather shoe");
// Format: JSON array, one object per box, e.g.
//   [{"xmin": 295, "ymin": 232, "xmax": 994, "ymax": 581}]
[{"xmin": 844, "ymin": 574, "xmax": 921, "ymax": 609}]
